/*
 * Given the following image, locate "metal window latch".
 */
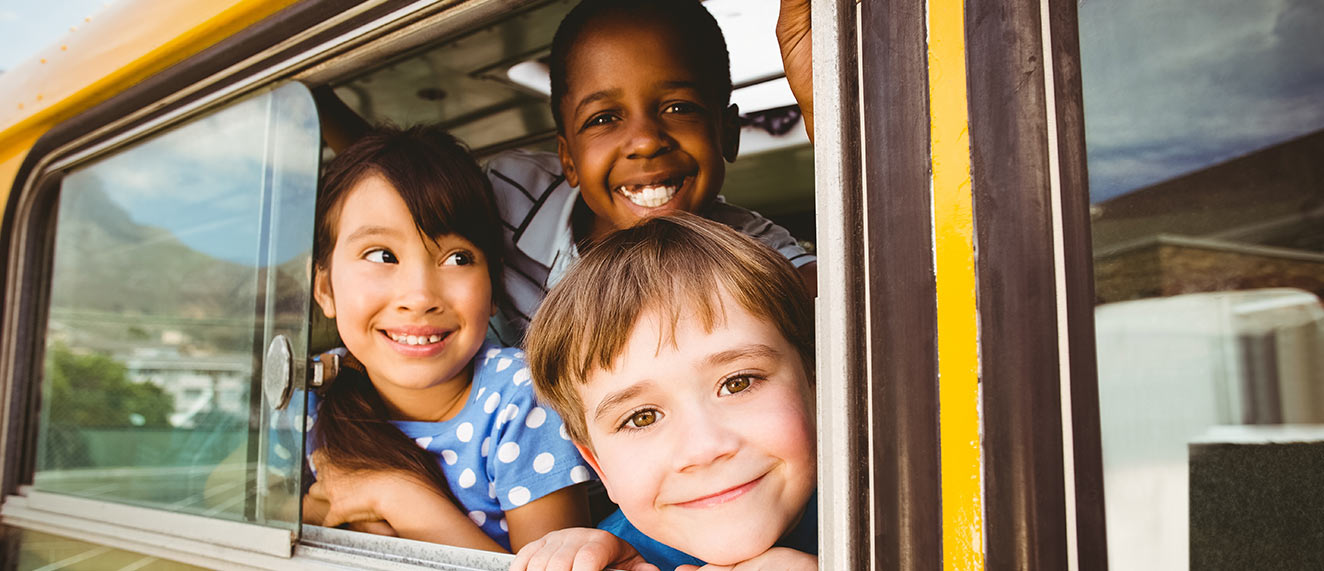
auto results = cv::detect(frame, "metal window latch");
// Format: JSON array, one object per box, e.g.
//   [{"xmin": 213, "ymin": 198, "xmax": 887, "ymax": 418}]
[
  {"xmin": 308, "ymin": 350, "xmax": 341, "ymax": 388},
  {"xmin": 263, "ymin": 334, "xmax": 294, "ymax": 410}
]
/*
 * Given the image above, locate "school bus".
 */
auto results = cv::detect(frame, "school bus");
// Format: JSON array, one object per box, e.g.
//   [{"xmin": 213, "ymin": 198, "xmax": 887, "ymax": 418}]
[{"xmin": 2, "ymin": 0, "xmax": 1321, "ymax": 569}]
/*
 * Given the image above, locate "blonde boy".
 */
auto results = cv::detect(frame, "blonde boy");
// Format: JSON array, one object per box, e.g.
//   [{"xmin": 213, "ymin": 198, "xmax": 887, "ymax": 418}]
[{"xmin": 513, "ymin": 213, "xmax": 817, "ymax": 571}]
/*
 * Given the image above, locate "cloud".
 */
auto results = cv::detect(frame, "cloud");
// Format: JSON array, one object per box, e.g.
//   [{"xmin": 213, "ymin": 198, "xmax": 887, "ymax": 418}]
[
  {"xmin": 62, "ymin": 85, "xmax": 320, "ymax": 264},
  {"xmin": 1079, "ymin": 0, "xmax": 1324, "ymax": 200}
]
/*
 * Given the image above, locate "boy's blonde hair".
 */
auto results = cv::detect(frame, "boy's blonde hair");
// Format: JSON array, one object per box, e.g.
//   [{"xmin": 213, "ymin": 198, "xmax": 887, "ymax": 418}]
[{"xmin": 526, "ymin": 212, "xmax": 813, "ymax": 445}]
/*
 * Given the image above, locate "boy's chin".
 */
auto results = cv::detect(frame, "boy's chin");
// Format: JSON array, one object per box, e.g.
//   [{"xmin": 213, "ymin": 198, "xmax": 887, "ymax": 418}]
[
  {"xmin": 683, "ymin": 535, "xmax": 777, "ymax": 566},
  {"xmin": 658, "ymin": 520, "xmax": 787, "ymax": 566}
]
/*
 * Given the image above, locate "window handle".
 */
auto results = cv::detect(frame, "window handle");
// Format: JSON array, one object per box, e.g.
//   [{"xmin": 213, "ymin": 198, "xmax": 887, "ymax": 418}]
[
  {"xmin": 263, "ymin": 334, "xmax": 294, "ymax": 410},
  {"xmin": 308, "ymin": 349, "xmax": 342, "ymax": 389}
]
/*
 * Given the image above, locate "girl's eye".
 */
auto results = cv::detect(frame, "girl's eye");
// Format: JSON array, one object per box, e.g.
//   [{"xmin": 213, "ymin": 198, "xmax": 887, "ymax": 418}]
[
  {"xmin": 718, "ymin": 375, "xmax": 755, "ymax": 396},
  {"xmin": 441, "ymin": 251, "xmax": 474, "ymax": 266},
  {"xmin": 365, "ymin": 249, "xmax": 398, "ymax": 264},
  {"xmin": 622, "ymin": 409, "xmax": 660, "ymax": 430}
]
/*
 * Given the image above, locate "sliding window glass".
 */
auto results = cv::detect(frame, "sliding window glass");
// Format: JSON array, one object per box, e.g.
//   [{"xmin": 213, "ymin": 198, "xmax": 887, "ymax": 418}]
[
  {"xmin": 33, "ymin": 83, "xmax": 321, "ymax": 530},
  {"xmin": 1080, "ymin": 0, "xmax": 1324, "ymax": 567}
]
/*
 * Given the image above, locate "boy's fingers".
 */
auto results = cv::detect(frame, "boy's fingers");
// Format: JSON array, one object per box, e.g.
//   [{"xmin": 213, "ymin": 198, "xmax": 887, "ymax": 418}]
[
  {"xmin": 570, "ymin": 545, "xmax": 611, "ymax": 571},
  {"xmin": 508, "ymin": 541, "xmax": 537, "ymax": 571}
]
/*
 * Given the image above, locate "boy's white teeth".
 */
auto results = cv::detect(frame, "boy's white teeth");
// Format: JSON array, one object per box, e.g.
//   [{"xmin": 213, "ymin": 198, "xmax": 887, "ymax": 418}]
[
  {"xmin": 388, "ymin": 332, "xmax": 443, "ymax": 345},
  {"xmin": 618, "ymin": 184, "xmax": 678, "ymax": 208}
]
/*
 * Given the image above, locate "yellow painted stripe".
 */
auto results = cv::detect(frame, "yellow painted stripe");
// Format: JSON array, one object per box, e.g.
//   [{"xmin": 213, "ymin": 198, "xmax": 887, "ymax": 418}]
[
  {"xmin": 0, "ymin": 0, "xmax": 299, "ymax": 209},
  {"xmin": 928, "ymin": 0, "xmax": 984, "ymax": 566}
]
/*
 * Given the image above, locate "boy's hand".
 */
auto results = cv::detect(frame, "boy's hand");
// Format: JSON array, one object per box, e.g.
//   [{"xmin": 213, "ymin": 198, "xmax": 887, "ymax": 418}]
[
  {"xmin": 509, "ymin": 528, "xmax": 658, "ymax": 571},
  {"xmin": 777, "ymin": 0, "xmax": 814, "ymax": 141},
  {"xmin": 676, "ymin": 548, "xmax": 817, "ymax": 571}
]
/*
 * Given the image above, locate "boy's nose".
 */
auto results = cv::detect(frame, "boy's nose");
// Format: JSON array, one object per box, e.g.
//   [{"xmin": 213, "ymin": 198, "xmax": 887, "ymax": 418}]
[
  {"xmin": 674, "ymin": 408, "xmax": 741, "ymax": 472},
  {"xmin": 625, "ymin": 116, "xmax": 674, "ymax": 159}
]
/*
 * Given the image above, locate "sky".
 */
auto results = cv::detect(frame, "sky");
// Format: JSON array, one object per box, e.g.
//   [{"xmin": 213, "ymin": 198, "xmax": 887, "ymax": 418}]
[
  {"xmin": 1079, "ymin": 0, "xmax": 1324, "ymax": 201},
  {"xmin": 0, "ymin": 0, "xmax": 116, "ymax": 72}
]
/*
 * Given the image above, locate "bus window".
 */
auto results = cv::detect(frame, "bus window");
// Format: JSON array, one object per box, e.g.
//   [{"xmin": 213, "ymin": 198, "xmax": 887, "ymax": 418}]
[
  {"xmin": 1079, "ymin": 0, "xmax": 1324, "ymax": 567},
  {"xmin": 1, "ymin": 0, "xmax": 819, "ymax": 567},
  {"xmin": 30, "ymin": 82, "xmax": 319, "ymax": 531},
  {"xmin": 321, "ymin": 0, "xmax": 814, "ymax": 249}
]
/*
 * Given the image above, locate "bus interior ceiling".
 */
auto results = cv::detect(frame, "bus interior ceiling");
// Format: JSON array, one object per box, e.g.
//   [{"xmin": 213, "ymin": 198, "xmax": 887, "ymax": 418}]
[{"xmin": 322, "ymin": 0, "xmax": 817, "ymax": 247}]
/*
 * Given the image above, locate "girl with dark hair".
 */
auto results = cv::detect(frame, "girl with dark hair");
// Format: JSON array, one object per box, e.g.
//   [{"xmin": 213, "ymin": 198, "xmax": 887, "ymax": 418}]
[{"xmin": 303, "ymin": 124, "xmax": 592, "ymax": 552}]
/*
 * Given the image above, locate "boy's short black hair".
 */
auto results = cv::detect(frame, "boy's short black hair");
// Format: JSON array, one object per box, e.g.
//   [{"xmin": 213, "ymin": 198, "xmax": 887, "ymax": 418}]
[{"xmin": 549, "ymin": 0, "xmax": 732, "ymax": 134}]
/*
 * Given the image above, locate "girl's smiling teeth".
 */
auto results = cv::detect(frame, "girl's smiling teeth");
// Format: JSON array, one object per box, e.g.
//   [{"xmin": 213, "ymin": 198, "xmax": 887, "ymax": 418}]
[{"xmin": 384, "ymin": 330, "xmax": 446, "ymax": 346}]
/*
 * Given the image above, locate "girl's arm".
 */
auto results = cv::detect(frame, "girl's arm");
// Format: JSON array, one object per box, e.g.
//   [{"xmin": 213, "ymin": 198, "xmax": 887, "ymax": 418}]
[
  {"xmin": 306, "ymin": 452, "xmax": 507, "ymax": 552},
  {"xmin": 503, "ymin": 483, "xmax": 593, "ymax": 552}
]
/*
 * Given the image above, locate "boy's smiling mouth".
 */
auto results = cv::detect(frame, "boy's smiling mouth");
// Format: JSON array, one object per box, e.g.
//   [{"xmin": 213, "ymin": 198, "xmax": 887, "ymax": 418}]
[
  {"xmin": 671, "ymin": 473, "xmax": 767, "ymax": 509},
  {"xmin": 615, "ymin": 175, "xmax": 690, "ymax": 208}
]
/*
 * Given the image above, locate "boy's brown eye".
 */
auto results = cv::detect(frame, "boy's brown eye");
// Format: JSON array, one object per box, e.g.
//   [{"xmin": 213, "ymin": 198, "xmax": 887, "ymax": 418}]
[
  {"xmin": 664, "ymin": 102, "xmax": 700, "ymax": 114},
  {"xmin": 720, "ymin": 376, "xmax": 752, "ymax": 395},
  {"xmin": 584, "ymin": 113, "xmax": 616, "ymax": 129},
  {"xmin": 626, "ymin": 410, "xmax": 658, "ymax": 429}
]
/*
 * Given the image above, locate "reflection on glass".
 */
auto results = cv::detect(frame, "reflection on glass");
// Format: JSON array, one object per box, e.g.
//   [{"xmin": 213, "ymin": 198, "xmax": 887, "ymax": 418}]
[
  {"xmin": 5, "ymin": 526, "xmax": 206, "ymax": 570},
  {"xmin": 1081, "ymin": 0, "xmax": 1324, "ymax": 567},
  {"xmin": 34, "ymin": 83, "xmax": 320, "ymax": 531}
]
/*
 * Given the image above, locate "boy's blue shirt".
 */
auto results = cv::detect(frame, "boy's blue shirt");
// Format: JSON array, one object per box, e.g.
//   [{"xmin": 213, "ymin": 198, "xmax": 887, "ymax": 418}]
[{"xmin": 597, "ymin": 491, "xmax": 818, "ymax": 571}]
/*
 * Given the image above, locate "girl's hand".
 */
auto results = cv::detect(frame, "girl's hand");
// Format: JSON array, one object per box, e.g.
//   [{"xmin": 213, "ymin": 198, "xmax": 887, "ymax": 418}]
[
  {"xmin": 305, "ymin": 451, "xmax": 506, "ymax": 552},
  {"xmin": 777, "ymin": 0, "xmax": 814, "ymax": 141},
  {"xmin": 676, "ymin": 548, "xmax": 817, "ymax": 571},
  {"xmin": 509, "ymin": 528, "xmax": 657, "ymax": 571}
]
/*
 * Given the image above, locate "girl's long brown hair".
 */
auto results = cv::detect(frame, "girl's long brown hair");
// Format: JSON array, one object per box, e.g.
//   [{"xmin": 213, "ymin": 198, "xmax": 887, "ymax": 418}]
[{"xmin": 310, "ymin": 124, "xmax": 504, "ymax": 496}]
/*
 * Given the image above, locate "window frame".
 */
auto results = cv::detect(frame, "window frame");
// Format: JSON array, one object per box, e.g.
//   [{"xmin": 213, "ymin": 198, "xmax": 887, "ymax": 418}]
[
  {"xmin": 1, "ymin": 0, "xmax": 1114, "ymax": 568},
  {"xmin": 0, "ymin": 0, "xmax": 556, "ymax": 567}
]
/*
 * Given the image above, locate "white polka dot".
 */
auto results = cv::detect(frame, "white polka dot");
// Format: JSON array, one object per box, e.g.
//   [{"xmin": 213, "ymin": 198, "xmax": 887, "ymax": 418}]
[
  {"xmin": 414, "ymin": 436, "xmax": 433, "ymax": 449},
  {"xmin": 571, "ymin": 466, "xmax": 591, "ymax": 483},
  {"xmin": 500, "ymin": 404, "xmax": 519, "ymax": 426},
  {"xmin": 270, "ymin": 414, "xmax": 281, "ymax": 430},
  {"xmin": 440, "ymin": 449, "xmax": 458, "ymax": 465},
  {"xmin": 496, "ymin": 358, "xmax": 512, "ymax": 372},
  {"xmin": 456, "ymin": 422, "xmax": 474, "ymax": 443},
  {"xmin": 497, "ymin": 442, "xmax": 521, "ymax": 463},
  {"xmin": 273, "ymin": 443, "xmax": 290, "ymax": 460},
  {"xmin": 514, "ymin": 351, "xmax": 526, "ymax": 359},
  {"xmin": 458, "ymin": 468, "xmax": 477, "ymax": 488},
  {"xmin": 533, "ymin": 452, "xmax": 555, "ymax": 474},
  {"xmin": 512, "ymin": 368, "xmax": 531, "ymax": 385},
  {"xmin": 499, "ymin": 518, "xmax": 508, "ymax": 532},
  {"xmin": 526, "ymin": 407, "xmax": 547, "ymax": 429},
  {"xmin": 474, "ymin": 387, "xmax": 486, "ymax": 402},
  {"xmin": 488, "ymin": 482, "xmax": 497, "ymax": 499},
  {"xmin": 306, "ymin": 415, "xmax": 315, "ymax": 431},
  {"xmin": 468, "ymin": 510, "xmax": 486, "ymax": 526},
  {"xmin": 484, "ymin": 392, "xmax": 501, "ymax": 414},
  {"xmin": 481, "ymin": 437, "xmax": 491, "ymax": 457},
  {"xmin": 559, "ymin": 423, "xmax": 570, "ymax": 440},
  {"xmin": 508, "ymin": 487, "xmax": 531, "ymax": 506},
  {"xmin": 485, "ymin": 347, "xmax": 501, "ymax": 359}
]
